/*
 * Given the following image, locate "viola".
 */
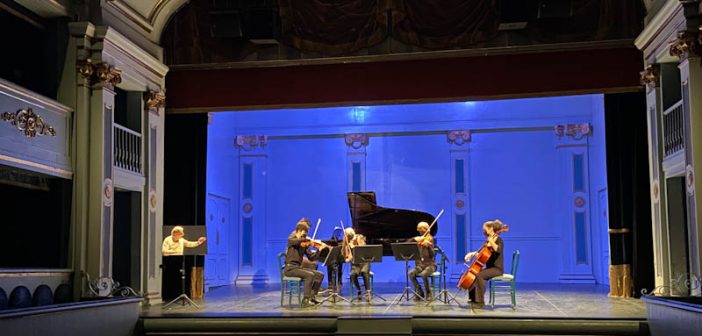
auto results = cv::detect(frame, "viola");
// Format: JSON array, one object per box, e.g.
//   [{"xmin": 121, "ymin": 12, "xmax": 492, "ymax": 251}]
[{"xmin": 457, "ymin": 224, "xmax": 509, "ymax": 290}]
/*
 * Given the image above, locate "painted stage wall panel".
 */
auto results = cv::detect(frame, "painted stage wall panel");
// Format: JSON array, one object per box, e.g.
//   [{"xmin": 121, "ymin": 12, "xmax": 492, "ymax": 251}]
[{"xmin": 206, "ymin": 95, "xmax": 608, "ymax": 285}]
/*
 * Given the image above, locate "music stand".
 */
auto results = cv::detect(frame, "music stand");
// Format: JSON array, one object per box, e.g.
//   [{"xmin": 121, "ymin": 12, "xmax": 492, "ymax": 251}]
[
  {"xmin": 163, "ymin": 255, "xmax": 200, "ymax": 309},
  {"xmin": 351, "ymin": 245, "xmax": 386, "ymax": 302},
  {"xmin": 319, "ymin": 246, "xmax": 350, "ymax": 304},
  {"xmin": 391, "ymin": 242, "xmax": 423, "ymax": 302},
  {"xmin": 427, "ymin": 247, "xmax": 461, "ymax": 306}
]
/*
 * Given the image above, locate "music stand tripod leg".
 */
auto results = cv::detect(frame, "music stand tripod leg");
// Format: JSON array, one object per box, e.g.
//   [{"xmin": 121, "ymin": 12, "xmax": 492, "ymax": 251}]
[{"xmin": 163, "ymin": 255, "xmax": 201, "ymax": 310}]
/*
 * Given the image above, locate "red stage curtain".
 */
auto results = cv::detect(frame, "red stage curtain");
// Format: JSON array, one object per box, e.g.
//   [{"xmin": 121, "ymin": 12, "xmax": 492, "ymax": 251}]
[
  {"xmin": 390, "ymin": 0, "xmax": 500, "ymax": 49},
  {"xmin": 279, "ymin": 0, "xmax": 390, "ymax": 56}
]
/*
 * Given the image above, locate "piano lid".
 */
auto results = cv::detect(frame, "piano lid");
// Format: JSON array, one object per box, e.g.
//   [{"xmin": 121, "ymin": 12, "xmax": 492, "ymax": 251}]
[{"xmin": 347, "ymin": 191, "xmax": 438, "ymax": 255}]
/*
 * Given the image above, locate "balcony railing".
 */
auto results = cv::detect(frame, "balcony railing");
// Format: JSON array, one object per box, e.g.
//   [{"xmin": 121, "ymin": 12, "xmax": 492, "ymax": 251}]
[
  {"xmin": 663, "ymin": 100, "xmax": 684, "ymax": 157},
  {"xmin": 113, "ymin": 124, "xmax": 142, "ymax": 174}
]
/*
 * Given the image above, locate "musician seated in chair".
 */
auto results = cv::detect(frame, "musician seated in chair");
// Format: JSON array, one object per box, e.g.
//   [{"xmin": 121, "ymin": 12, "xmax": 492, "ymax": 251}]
[
  {"xmin": 408, "ymin": 222, "xmax": 436, "ymax": 301},
  {"xmin": 464, "ymin": 219, "xmax": 505, "ymax": 309},
  {"xmin": 284, "ymin": 218, "xmax": 329, "ymax": 308},
  {"xmin": 343, "ymin": 228, "xmax": 371, "ymax": 301}
]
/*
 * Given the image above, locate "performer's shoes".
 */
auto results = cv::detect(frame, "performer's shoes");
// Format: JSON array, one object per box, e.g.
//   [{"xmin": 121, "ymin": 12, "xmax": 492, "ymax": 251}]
[
  {"xmin": 356, "ymin": 291, "xmax": 363, "ymax": 301},
  {"xmin": 301, "ymin": 298, "xmax": 316, "ymax": 308},
  {"xmin": 413, "ymin": 294, "xmax": 424, "ymax": 301},
  {"xmin": 470, "ymin": 302, "xmax": 485, "ymax": 309},
  {"xmin": 364, "ymin": 290, "xmax": 371, "ymax": 302},
  {"xmin": 425, "ymin": 290, "xmax": 433, "ymax": 301},
  {"xmin": 310, "ymin": 297, "xmax": 322, "ymax": 304}
]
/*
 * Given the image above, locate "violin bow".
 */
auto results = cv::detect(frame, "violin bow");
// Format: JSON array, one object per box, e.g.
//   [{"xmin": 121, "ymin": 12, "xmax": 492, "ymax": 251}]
[
  {"xmin": 311, "ymin": 218, "xmax": 321, "ymax": 240},
  {"xmin": 420, "ymin": 209, "xmax": 445, "ymax": 238}
]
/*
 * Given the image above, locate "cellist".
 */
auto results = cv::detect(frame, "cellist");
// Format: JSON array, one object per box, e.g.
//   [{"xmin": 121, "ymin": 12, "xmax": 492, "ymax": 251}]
[
  {"xmin": 463, "ymin": 219, "xmax": 505, "ymax": 309},
  {"xmin": 408, "ymin": 221, "xmax": 436, "ymax": 301}
]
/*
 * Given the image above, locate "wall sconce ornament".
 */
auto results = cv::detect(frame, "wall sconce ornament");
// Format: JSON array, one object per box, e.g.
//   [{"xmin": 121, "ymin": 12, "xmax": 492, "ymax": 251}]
[
  {"xmin": 235, "ymin": 135, "xmax": 268, "ymax": 151},
  {"xmin": 669, "ymin": 30, "xmax": 700, "ymax": 59},
  {"xmin": 77, "ymin": 59, "xmax": 122, "ymax": 89},
  {"xmin": 554, "ymin": 123, "xmax": 592, "ymax": 140},
  {"xmin": 639, "ymin": 64, "xmax": 658, "ymax": 89},
  {"xmin": 344, "ymin": 133, "xmax": 369, "ymax": 149},
  {"xmin": 145, "ymin": 90, "xmax": 166, "ymax": 110},
  {"xmin": 447, "ymin": 130, "xmax": 471, "ymax": 145},
  {"xmin": 1, "ymin": 108, "xmax": 56, "ymax": 137}
]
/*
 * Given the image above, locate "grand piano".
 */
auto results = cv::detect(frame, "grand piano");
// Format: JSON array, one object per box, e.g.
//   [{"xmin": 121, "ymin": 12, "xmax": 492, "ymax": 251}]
[{"xmin": 347, "ymin": 191, "xmax": 438, "ymax": 256}]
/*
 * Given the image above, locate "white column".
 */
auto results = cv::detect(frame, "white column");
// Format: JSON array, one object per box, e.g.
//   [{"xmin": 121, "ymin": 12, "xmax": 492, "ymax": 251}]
[{"xmin": 447, "ymin": 131, "xmax": 471, "ymax": 281}]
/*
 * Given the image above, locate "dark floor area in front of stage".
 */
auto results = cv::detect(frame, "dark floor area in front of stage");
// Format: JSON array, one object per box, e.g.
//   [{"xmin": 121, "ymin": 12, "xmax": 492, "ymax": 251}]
[{"xmin": 142, "ymin": 282, "xmax": 646, "ymax": 319}]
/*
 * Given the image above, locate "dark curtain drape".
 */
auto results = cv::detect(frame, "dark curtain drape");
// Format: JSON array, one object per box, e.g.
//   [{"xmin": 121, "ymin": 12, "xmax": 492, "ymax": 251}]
[
  {"xmin": 530, "ymin": 0, "xmax": 645, "ymax": 43},
  {"xmin": 279, "ymin": 0, "xmax": 390, "ymax": 56},
  {"xmin": 391, "ymin": 0, "xmax": 499, "ymax": 49},
  {"xmin": 605, "ymin": 92, "xmax": 654, "ymax": 298}
]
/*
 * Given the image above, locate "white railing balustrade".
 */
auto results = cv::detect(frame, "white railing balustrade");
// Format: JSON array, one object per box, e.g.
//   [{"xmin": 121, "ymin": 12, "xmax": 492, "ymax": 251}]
[{"xmin": 113, "ymin": 124, "xmax": 142, "ymax": 174}]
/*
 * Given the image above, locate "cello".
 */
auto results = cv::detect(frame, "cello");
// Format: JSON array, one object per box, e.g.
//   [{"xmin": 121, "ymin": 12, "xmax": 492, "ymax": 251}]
[{"xmin": 457, "ymin": 223, "xmax": 509, "ymax": 290}]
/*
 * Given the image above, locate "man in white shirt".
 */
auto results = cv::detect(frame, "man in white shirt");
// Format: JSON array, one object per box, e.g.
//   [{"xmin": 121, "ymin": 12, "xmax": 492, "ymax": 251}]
[{"xmin": 162, "ymin": 226, "xmax": 206, "ymax": 256}]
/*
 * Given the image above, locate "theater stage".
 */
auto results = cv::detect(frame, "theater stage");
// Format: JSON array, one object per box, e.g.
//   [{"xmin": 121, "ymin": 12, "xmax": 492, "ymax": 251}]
[{"xmin": 139, "ymin": 283, "xmax": 648, "ymax": 335}]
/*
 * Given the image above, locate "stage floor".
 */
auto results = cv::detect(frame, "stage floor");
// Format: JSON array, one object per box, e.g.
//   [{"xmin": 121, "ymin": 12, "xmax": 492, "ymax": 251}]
[{"xmin": 142, "ymin": 282, "xmax": 646, "ymax": 320}]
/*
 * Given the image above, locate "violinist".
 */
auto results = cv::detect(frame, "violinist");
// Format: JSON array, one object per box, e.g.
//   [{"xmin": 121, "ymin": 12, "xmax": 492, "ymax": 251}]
[
  {"xmin": 284, "ymin": 217, "xmax": 329, "ymax": 307},
  {"xmin": 342, "ymin": 228, "xmax": 371, "ymax": 301},
  {"xmin": 463, "ymin": 219, "xmax": 505, "ymax": 309},
  {"xmin": 408, "ymin": 221, "xmax": 436, "ymax": 301}
]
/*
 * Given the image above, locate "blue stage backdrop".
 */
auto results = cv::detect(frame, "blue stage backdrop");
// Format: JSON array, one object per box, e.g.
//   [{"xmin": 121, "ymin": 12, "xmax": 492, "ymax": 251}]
[{"xmin": 205, "ymin": 95, "xmax": 609, "ymax": 288}]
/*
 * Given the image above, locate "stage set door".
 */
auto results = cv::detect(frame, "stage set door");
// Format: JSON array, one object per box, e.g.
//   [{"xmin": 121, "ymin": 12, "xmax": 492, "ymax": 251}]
[{"xmin": 205, "ymin": 194, "xmax": 232, "ymax": 290}]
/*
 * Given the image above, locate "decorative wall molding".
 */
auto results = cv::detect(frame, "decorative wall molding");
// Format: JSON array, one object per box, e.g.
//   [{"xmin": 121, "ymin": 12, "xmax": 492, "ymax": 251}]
[
  {"xmin": 652, "ymin": 178, "xmax": 660, "ymax": 203},
  {"xmin": 103, "ymin": 178, "xmax": 114, "ymax": 207},
  {"xmin": 640, "ymin": 64, "xmax": 659, "ymax": 89},
  {"xmin": 555, "ymin": 123, "xmax": 592, "ymax": 140},
  {"xmin": 145, "ymin": 90, "xmax": 166, "ymax": 111},
  {"xmin": 77, "ymin": 59, "xmax": 123, "ymax": 89},
  {"xmin": 344, "ymin": 133, "xmax": 369, "ymax": 149},
  {"xmin": 447, "ymin": 130, "xmax": 471, "ymax": 145},
  {"xmin": 1, "ymin": 108, "xmax": 56, "ymax": 138},
  {"xmin": 148, "ymin": 188, "xmax": 158, "ymax": 213},
  {"xmin": 669, "ymin": 30, "xmax": 701, "ymax": 59},
  {"xmin": 687, "ymin": 164, "xmax": 695, "ymax": 196},
  {"xmin": 235, "ymin": 135, "xmax": 268, "ymax": 151}
]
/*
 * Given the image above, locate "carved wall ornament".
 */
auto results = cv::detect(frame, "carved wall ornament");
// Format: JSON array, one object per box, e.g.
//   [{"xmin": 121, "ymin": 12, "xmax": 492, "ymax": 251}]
[
  {"xmin": 103, "ymin": 178, "xmax": 114, "ymax": 207},
  {"xmin": 639, "ymin": 64, "xmax": 658, "ymax": 89},
  {"xmin": 235, "ymin": 135, "xmax": 268, "ymax": 151},
  {"xmin": 149, "ymin": 189, "xmax": 158, "ymax": 213},
  {"xmin": 555, "ymin": 123, "xmax": 592, "ymax": 140},
  {"xmin": 145, "ymin": 90, "xmax": 166, "ymax": 110},
  {"xmin": 77, "ymin": 59, "xmax": 122, "ymax": 88},
  {"xmin": 447, "ymin": 130, "xmax": 471, "ymax": 145},
  {"xmin": 455, "ymin": 199, "xmax": 465, "ymax": 209},
  {"xmin": 574, "ymin": 196, "xmax": 586, "ymax": 208},
  {"xmin": 652, "ymin": 179, "xmax": 660, "ymax": 203},
  {"xmin": 242, "ymin": 202, "xmax": 253, "ymax": 214},
  {"xmin": 687, "ymin": 164, "xmax": 695, "ymax": 196},
  {"xmin": 344, "ymin": 133, "xmax": 369, "ymax": 149},
  {"xmin": 669, "ymin": 30, "xmax": 700, "ymax": 58},
  {"xmin": 1, "ymin": 108, "xmax": 56, "ymax": 137}
]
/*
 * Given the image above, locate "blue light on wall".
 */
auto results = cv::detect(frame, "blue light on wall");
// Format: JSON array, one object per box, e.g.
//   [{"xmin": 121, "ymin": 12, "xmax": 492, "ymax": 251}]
[
  {"xmin": 574, "ymin": 154, "xmax": 584, "ymax": 191},
  {"xmin": 456, "ymin": 214, "xmax": 466, "ymax": 261},
  {"xmin": 352, "ymin": 162, "xmax": 361, "ymax": 191},
  {"xmin": 243, "ymin": 163, "xmax": 253, "ymax": 198},
  {"xmin": 242, "ymin": 217, "xmax": 253, "ymax": 265},
  {"xmin": 575, "ymin": 212, "xmax": 588, "ymax": 264},
  {"xmin": 455, "ymin": 159, "xmax": 465, "ymax": 193}
]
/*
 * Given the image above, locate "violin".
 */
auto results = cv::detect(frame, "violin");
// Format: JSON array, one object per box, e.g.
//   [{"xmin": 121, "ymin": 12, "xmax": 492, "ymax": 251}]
[
  {"xmin": 414, "ymin": 233, "xmax": 433, "ymax": 248},
  {"xmin": 301, "ymin": 237, "xmax": 326, "ymax": 249},
  {"xmin": 457, "ymin": 224, "xmax": 509, "ymax": 290}
]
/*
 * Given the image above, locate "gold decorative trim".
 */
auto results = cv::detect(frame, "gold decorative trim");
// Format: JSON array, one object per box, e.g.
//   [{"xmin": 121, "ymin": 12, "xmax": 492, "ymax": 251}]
[
  {"xmin": 555, "ymin": 123, "xmax": 592, "ymax": 140},
  {"xmin": 145, "ymin": 90, "xmax": 166, "ymax": 111},
  {"xmin": 77, "ymin": 59, "xmax": 122, "ymax": 89},
  {"xmin": 447, "ymin": 130, "xmax": 471, "ymax": 145},
  {"xmin": 669, "ymin": 30, "xmax": 700, "ymax": 59},
  {"xmin": 344, "ymin": 134, "xmax": 369, "ymax": 149},
  {"xmin": 608, "ymin": 228, "xmax": 631, "ymax": 234},
  {"xmin": 0, "ymin": 154, "xmax": 72, "ymax": 178},
  {"xmin": 639, "ymin": 64, "xmax": 658, "ymax": 89},
  {"xmin": 235, "ymin": 135, "xmax": 268, "ymax": 151},
  {"xmin": 1, "ymin": 108, "xmax": 56, "ymax": 137}
]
